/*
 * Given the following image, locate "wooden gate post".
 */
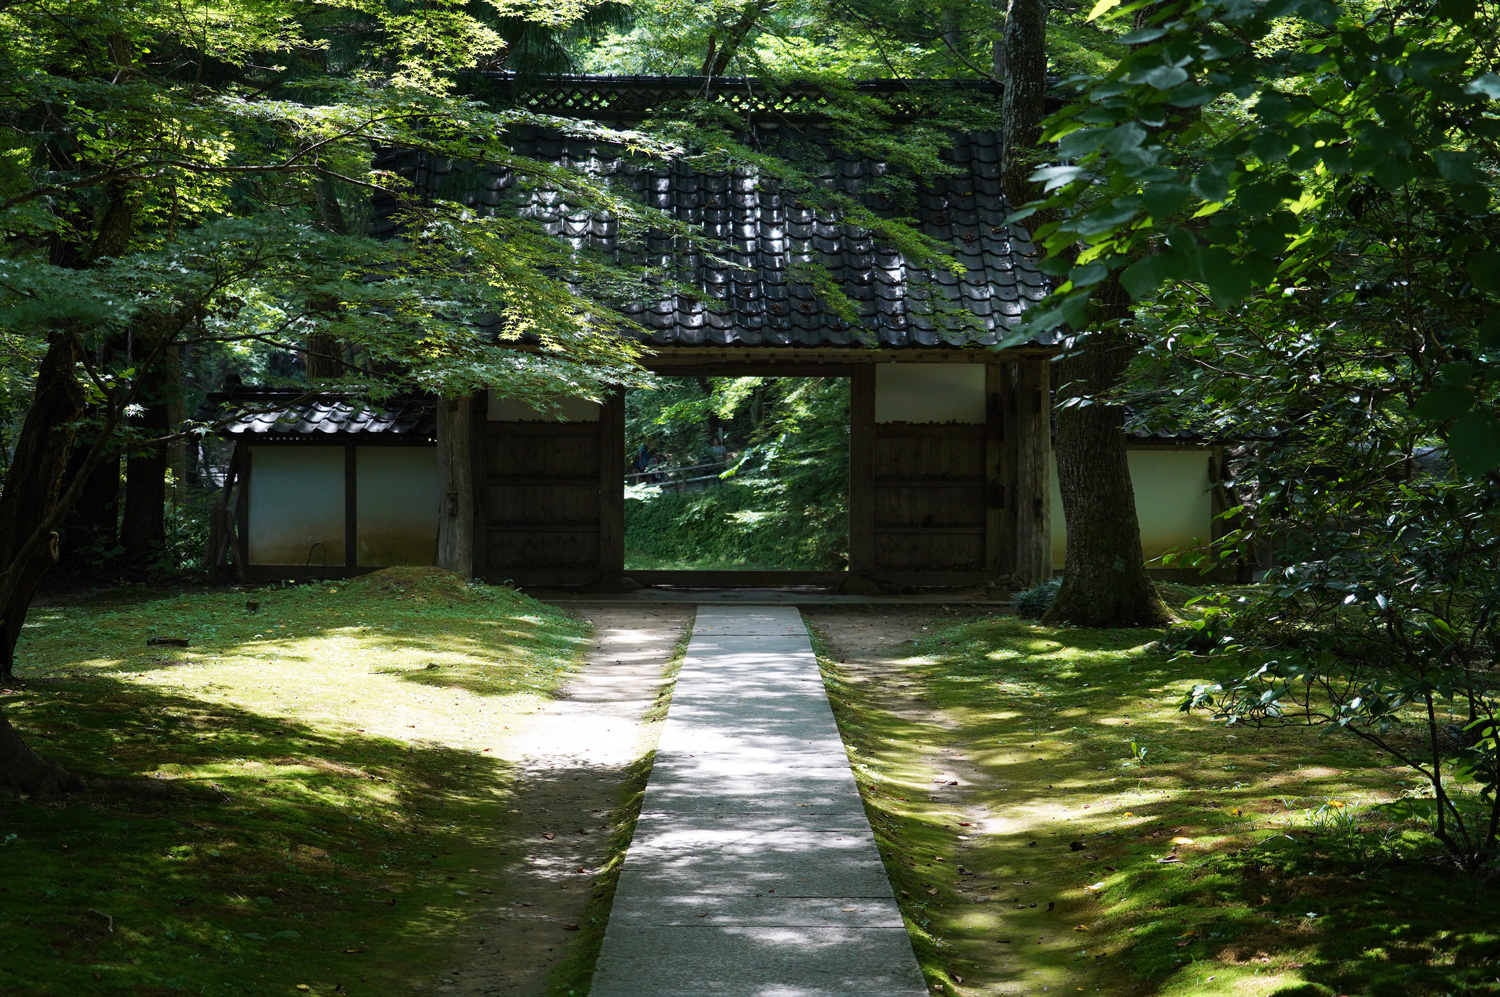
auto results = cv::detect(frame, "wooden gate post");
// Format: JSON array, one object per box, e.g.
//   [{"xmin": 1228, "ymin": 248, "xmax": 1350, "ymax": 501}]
[
  {"xmin": 1011, "ymin": 357, "xmax": 1052, "ymax": 586},
  {"xmin": 436, "ymin": 393, "xmax": 477, "ymax": 577},
  {"xmin": 599, "ymin": 389, "xmax": 626, "ymax": 578},
  {"xmin": 847, "ymin": 367, "xmax": 876, "ymax": 578}
]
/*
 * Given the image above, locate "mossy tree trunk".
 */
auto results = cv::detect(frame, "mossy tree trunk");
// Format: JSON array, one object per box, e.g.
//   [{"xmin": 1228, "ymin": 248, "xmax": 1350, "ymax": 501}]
[
  {"xmin": 1002, "ymin": 0, "xmax": 1171, "ymax": 627},
  {"xmin": 1044, "ymin": 291, "xmax": 1172, "ymax": 627},
  {"xmin": 0, "ymin": 333, "xmax": 88, "ymax": 793}
]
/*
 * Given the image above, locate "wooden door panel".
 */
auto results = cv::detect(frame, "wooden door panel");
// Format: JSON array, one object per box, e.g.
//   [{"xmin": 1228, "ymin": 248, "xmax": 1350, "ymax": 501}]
[{"xmin": 484, "ymin": 418, "xmax": 608, "ymax": 582}]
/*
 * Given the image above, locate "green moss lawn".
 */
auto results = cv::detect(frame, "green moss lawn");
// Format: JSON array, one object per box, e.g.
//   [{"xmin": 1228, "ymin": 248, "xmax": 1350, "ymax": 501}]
[
  {"xmin": 816, "ymin": 611, "xmax": 1500, "ymax": 997},
  {"xmin": 0, "ymin": 568, "xmax": 592, "ymax": 997}
]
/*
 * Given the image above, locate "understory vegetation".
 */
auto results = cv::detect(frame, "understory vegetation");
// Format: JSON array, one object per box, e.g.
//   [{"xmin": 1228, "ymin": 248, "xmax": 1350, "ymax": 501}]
[
  {"xmin": 624, "ymin": 376, "xmax": 849, "ymax": 571},
  {"xmin": 817, "ymin": 609, "xmax": 1500, "ymax": 997},
  {"xmin": 0, "ymin": 569, "xmax": 594, "ymax": 996}
]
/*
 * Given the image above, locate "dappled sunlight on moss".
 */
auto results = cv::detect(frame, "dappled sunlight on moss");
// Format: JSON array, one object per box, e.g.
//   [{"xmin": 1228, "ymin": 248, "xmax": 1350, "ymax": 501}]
[
  {"xmin": 15, "ymin": 572, "xmax": 590, "ymax": 752},
  {"xmin": 814, "ymin": 612, "xmax": 1500, "ymax": 997},
  {"xmin": 0, "ymin": 569, "xmax": 626, "ymax": 995}
]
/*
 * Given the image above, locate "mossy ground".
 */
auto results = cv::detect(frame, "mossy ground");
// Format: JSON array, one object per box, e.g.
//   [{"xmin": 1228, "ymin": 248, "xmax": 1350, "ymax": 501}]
[
  {"xmin": 813, "ymin": 608, "xmax": 1500, "ymax": 997},
  {"xmin": 1, "ymin": 568, "xmax": 592, "ymax": 997}
]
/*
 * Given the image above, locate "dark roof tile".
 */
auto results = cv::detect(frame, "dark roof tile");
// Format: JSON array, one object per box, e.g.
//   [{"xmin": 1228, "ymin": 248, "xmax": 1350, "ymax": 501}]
[{"xmin": 370, "ymin": 78, "xmax": 1056, "ymax": 350}]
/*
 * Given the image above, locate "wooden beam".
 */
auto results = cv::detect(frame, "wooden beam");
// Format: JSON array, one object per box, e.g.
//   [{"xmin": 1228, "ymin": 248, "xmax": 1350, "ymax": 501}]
[
  {"xmin": 1011, "ymin": 357, "xmax": 1052, "ymax": 586},
  {"xmin": 344, "ymin": 444, "xmax": 357, "ymax": 568},
  {"xmin": 643, "ymin": 362, "xmax": 861, "ymax": 378},
  {"xmin": 436, "ymin": 394, "xmax": 476, "ymax": 577},
  {"xmin": 984, "ymin": 362, "xmax": 1006, "ymax": 576},
  {"xmin": 626, "ymin": 570, "xmax": 845, "ymax": 588},
  {"xmin": 632, "ymin": 346, "xmax": 1058, "ymax": 365},
  {"xmin": 233, "ymin": 443, "xmax": 250, "ymax": 581},
  {"xmin": 848, "ymin": 367, "xmax": 876, "ymax": 576},
  {"xmin": 866, "ymin": 424, "xmax": 988, "ymax": 438},
  {"xmin": 598, "ymin": 389, "xmax": 626, "ymax": 575},
  {"xmin": 469, "ymin": 392, "xmax": 488, "ymax": 575}
]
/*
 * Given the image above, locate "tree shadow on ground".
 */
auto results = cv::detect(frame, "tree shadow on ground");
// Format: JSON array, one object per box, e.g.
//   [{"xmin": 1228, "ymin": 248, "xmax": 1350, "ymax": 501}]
[
  {"xmin": 812, "ymin": 611, "xmax": 1500, "ymax": 997},
  {"xmin": 1, "ymin": 674, "xmax": 640, "ymax": 996}
]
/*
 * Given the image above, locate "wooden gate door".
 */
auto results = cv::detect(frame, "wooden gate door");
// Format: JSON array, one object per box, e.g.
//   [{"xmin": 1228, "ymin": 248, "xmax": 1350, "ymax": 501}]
[
  {"xmin": 849, "ymin": 365, "xmax": 1010, "ymax": 587},
  {"xmin": 481, "ymin": 394, "xmax": 624, "ymax": 586}
]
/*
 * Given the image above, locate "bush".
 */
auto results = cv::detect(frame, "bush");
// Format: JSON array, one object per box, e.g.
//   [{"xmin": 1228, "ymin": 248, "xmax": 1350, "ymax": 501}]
[
  {"xmin": 625, "ymin": 478, "xmax": 846, "ymax": 570},
  {"xmin": 1181, "ymin": 485, "xmax": 1500, "ymax": 871},
  {"xmin": 1013, "ymin": 577, "xmax": 1062, "ymax": 619}
]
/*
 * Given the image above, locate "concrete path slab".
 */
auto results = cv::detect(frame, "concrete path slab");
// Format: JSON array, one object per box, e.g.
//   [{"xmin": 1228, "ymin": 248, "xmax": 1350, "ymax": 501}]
[{"xmin": 590, "ymin": 606, "xmax": 926, "ymax": 997}]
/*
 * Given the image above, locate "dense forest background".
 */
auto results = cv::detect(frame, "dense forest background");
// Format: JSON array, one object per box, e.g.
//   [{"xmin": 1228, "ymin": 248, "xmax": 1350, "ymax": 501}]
[{"xmin": 623, "ymin": 377, "xmax": 849, "ymax": 571}]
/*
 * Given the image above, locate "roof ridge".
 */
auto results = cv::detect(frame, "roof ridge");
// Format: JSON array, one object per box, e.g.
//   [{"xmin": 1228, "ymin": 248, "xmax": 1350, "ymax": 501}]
[{"xmin": 467, "ymin": 73, "xmax": 1010, "ymax": 123}]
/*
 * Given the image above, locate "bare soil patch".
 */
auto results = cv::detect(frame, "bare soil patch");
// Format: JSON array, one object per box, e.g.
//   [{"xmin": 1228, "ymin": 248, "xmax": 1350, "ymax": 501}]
[{"xmin": 442, "ymin": 605, "xmax": 689, "ymax": 997}]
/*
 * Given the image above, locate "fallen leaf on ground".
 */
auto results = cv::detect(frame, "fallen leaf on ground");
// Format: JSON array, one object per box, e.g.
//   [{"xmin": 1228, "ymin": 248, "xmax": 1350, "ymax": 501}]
[{"xmin": 543, "ymin": 832, "xmax": 556, "ymax": 840}]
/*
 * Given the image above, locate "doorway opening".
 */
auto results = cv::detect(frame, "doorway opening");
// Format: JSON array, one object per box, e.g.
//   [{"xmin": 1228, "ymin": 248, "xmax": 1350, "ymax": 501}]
[{"xmin": 623, "ymin": 377, "xmax": 850, "ymax": 572}]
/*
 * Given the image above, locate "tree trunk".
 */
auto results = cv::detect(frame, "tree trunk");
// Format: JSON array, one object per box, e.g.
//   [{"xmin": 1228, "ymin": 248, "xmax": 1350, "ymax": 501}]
[
  {"xmin": 991, "ymin": 0, "xmax": 1007, "ymax": 77},
  {"xmin": 120, "ymin": 334, "xmax": 181, "ymax": 565},
  {"xmin": 1001, "ymin": 0, "xmax": 1170, "ymax": 626},
  {"xmin": 58, "ymin": 449, "xmax": 120, "ymax": 569},
  {"xmin": 121, "ymin": 402, "xmax": 169, "ymax": 564},
  {"xmin": 304, "ymin": 332, "xmax": 344, "ymax": 380},
  {"xmin": 436, "ymin": 395, "xmax": 476, "ymax": 577},
  {"xmin": 0, "ymin": 709, "xmax": 81, "ymax": 796},
  {"xmin": 1011, "ymin": 357, "xmax": 1052, "ymax": 586},
  {"xmin": 702, "ymin": 1, "xmax": 772, "ymax": 76},
  {"xmin": 1044, "ymin": 300, "xmax": 1172, "ymax": 627},
  {"xmin": 1001, "ymin": 0, "xmax": 1047, "ymax": 207},
  {"xmin": 0, "ymin": 334, "xmax": 86, "ymax": 681}
]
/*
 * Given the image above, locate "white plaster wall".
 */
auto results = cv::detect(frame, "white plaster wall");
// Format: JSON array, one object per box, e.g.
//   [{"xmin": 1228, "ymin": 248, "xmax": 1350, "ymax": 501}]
[
  {"xmin": 488, "ymin": 393, "xmax": 601, "ymax": 422},
  {"xmin": 356, "ymin": 447, "xmax": 439, "ymax": 567},
  {"xmin": 875, "ymin": 364, "xmax": 986, "ymax": 424},
  {"xmin": 1049, "ymin": 448, "xmax": 1214, "ymax": 569},
  {"xmin": 247, "ymin": 447, "xmax": 345, "ymax": 566}
]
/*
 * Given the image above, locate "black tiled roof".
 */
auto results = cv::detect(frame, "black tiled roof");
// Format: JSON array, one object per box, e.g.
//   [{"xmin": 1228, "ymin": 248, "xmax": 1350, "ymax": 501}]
[
  {"xmin": 209, "ymin": 390, "xmax": 437, "ymax": 442},
  {"xmin": 371, "ymin": 77, "xmax": 1053, "ymax": 350}
]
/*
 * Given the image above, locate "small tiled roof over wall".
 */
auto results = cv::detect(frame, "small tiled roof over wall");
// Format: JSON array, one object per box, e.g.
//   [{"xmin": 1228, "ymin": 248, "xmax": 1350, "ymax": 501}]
[
  {"xmin": 370, "ymin": 75, "xmax": 1053, "ymax": 350},
  {"xmin": 212, "ymin": 390, "xmax": 437, "ymax": 443}
]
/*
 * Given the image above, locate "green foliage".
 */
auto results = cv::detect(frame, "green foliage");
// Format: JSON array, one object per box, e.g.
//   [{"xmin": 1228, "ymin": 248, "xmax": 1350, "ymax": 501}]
[
  {"xmin": 624, "ymin": 377, "xmax": 849, "ymax": 570},
  {"xmin": 1015, "ymin": 0, "xmax": 1500, "ymax": 471},
  {"xmin": 0, "ymin": 0, "xmax": 674, "ymax": 441},
  {"xmin": 1179, "ymin": 487, "xmax": 1500, "ymax": 868},
  {"xmin": 625, "ymin": 478, "xmax": 847, "ymax": 570},
  {"xmin": 1012, "ymin": 576, "xmax": 1062, "ymax": 618},
  {"xmin": 584, "ymin": 0, "xmax": 1121, "ymax": 80},
  {"xmin": 999, "ymin": 0, "xmax": 1500, "ymax": 869}
]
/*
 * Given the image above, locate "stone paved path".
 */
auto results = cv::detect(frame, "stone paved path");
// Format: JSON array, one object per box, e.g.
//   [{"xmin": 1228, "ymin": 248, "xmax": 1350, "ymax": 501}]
[{"xmin": 589, "ymin": 606, "xmax": 928, "ymax": 997}]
